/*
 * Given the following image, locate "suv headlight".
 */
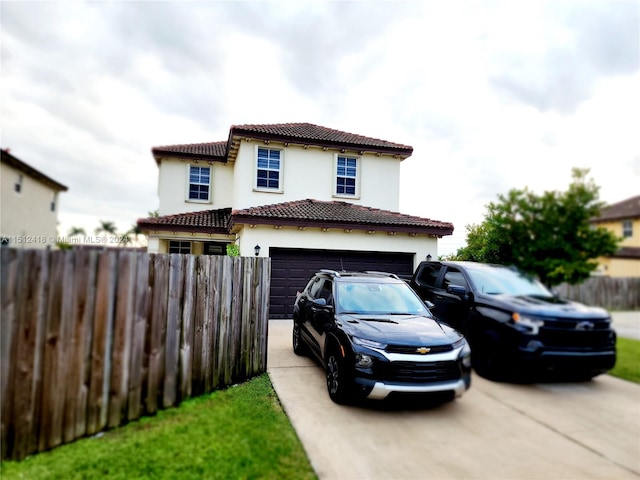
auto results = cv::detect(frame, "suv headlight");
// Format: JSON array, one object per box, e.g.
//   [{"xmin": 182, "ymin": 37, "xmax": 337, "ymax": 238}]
[
  {"xmin": 352, "ymin": 336, "xmax": 387, "ymax": 350},
  {"xmin": 511, "ymin": 313, "xmax": 544, "ymax": 335},
  {"xmin": 455, "ymin": 338, "xmax": 472, "ymax": 368}
]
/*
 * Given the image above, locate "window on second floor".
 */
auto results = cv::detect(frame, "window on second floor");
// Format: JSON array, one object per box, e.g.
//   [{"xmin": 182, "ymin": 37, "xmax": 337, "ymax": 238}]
[
  {"xmin": 622, "ymin": 220, "xmax": 633, "ymax": 238},
  {"xmin": 256, "ymin": 147, "xmax": 281, "ymax": 191},
  {"xmin": 169, "ymin": 240, "xmax": 191, "ymax": 254},
  {"xmin": 15, "ymin": 174, "xmax": 23, "ymax": 193},
  {"xmin": 188, "ymin": 165, "xmax": 211, "ymax": 202},
  {"xmin": 335, "ymin": 155, "xmax": 359, "ymax": 197}
]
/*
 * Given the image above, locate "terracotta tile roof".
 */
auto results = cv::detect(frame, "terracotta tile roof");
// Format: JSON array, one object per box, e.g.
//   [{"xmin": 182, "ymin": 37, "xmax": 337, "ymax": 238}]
[
  {"xmin": 151, "ymin": 123, "xmax": 413, "ymax": 164},
  {"xmin": 229, "ymin": 123, "xmax": 413, "ymax": 156},
  {"xmin": 151, "ymin": 141, "xmax": 227, "ymax": 163},
  {"xmin": 137, "ymin": 208, "xmax": 232, "ymax": 233},
  {"xmin": 592, "ymin": 195, "xmax": 640, "ymax": 222},
  {"xmin": 232, "ymin": 199, "xmax": 453, "ymax": 236},
  {"xmin": 137, "ymin": 200, "xmax": 453, "ymax": 237}
]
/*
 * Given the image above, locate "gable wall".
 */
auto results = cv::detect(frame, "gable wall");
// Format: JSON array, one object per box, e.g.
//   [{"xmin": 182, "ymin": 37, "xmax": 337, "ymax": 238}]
[
  {"xmin": 1, "ymin": 162, "xmax": 61, "ymax": 248},
  {"xmin": 232, "ymin": 140, "xmax": 401, "ymax": 211}
]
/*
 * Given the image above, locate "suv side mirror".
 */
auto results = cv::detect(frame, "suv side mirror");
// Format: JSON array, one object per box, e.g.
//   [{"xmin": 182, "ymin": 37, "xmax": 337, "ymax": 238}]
[
  {"xmin": 312, "ymin": 298, "xmax": 334, "ymax": 310},
  {"xmin": 447, "ymin": 284, "xmax": 469, "ymax": 301},
  {"xmin": 424, "ymin": 300, "xmax": 436, "ymax": 310}
]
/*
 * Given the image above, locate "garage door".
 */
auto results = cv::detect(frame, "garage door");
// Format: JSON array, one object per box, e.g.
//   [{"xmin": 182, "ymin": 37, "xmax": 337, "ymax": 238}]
[{"xmin": 269, "ymin": 248, "xmax": 414, "ymax": 319}]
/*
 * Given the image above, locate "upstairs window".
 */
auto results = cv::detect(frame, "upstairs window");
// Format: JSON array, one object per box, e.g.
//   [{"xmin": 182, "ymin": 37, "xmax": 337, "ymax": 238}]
[
  {"xmin": 15, "ymin": 174, "xmax": 23, "ymax": 193},
  {"xmin": 188, "ymin": 165, "xmax": 211, "ymax": 202},
  {"xmin": 335, "ymin": 156, "xmax": 358, "ymax": 197},
  {"xmin": 622, "ymin": 220, "xmax": 633, "ymax": 238},
  {"xmin": 256, "ymin": 147, "xmax": 281, "ymax": 190}
]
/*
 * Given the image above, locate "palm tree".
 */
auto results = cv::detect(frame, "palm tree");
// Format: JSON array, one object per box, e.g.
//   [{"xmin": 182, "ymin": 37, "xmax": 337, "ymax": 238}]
[
  {"xmin": 67, "ymin": 226, "xmax": 86, "ymax": 237},
  {"xmin": 125, "ymin": 224, "xmax": 144, "ymax": 246},
  {"xmin": 94, "ymin": 220, "xmax": 117, "ymax": 236}
]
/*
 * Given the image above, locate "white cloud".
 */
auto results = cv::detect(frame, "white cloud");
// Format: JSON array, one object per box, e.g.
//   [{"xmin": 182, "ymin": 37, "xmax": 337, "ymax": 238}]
[{"xmin": 1, "ymin": 0, "xmax": 638, "ymax": 255}]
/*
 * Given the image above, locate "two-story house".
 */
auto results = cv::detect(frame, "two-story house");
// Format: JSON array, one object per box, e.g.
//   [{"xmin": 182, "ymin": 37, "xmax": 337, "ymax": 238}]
[
  {"xmin": 138, "ymin": 123, "xmax": 454, "ymax": 317},
  {"xmin": 1, "ymin": 149, "xmax": 68, "ymax": 249},
  {"xmin": 591, "ymin": 195, "xmax": 640, "ymax": 277}
]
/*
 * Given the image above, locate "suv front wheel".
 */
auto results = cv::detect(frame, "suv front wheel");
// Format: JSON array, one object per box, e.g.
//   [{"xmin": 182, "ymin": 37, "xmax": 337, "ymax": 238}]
[{"xmin": 326, "ymin": 347, "xmax": 352, "ymax": 404}]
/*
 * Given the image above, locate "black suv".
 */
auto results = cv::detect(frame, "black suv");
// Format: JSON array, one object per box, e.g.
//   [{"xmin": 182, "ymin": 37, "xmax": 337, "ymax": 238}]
[
  {"xmin": 410, "ymin": 261, "xmax": 617, "ymax": 381},
  {"xmin": 293, "ymin": 270, "xmax": 471, "ymax": 404}
]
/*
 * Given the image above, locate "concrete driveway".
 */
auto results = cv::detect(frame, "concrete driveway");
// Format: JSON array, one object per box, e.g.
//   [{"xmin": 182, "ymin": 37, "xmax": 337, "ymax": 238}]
[{"xmin": 267, "ymin": 319, "xmax": 640, "ymax": 480}]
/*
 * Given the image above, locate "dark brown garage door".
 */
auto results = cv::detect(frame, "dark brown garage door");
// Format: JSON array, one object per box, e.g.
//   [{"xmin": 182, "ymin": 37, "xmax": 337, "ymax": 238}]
[{"xmin": 269, "ymin": 248, "xmax": 414, "ymax": 319}]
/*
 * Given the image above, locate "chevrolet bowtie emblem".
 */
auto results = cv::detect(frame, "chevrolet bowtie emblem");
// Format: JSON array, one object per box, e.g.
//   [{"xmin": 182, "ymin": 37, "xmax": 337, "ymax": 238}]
[{"xmin": 416, "ymin": 347, "xmax": 431, "ymax": 354}]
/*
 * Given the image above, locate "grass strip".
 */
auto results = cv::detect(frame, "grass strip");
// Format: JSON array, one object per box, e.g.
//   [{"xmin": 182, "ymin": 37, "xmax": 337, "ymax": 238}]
[
  {"xmin": 609, "ymin": 336, "xmax": 640, "ymax": 384},
  {"xmin": 1, "ymin": 374, "xmax": 317, "ymax": 480}
]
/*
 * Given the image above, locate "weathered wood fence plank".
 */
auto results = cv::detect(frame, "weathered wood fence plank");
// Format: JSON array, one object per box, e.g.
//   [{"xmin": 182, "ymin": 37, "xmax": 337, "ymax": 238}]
[{"xmin": 1, "ymin": 249, "xmax": 270, "ymax": 461}]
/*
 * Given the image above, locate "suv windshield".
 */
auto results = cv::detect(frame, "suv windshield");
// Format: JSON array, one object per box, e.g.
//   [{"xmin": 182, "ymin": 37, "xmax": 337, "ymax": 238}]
[
  {"xmin": 465, "ymin": 266, "xmax": 552, "ymax": 296},
  {"xmin": 336, "ymin": 281, "xmax": 428, "ymax": 315}
]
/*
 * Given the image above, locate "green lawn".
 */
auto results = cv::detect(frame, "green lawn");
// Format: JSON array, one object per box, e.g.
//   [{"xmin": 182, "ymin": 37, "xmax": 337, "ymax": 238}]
[
  {"xmin": 2, "ymin": 338, "xmax": 638, "ymax": 479},
  {"xmin": 0, "ymin": 374, "xmax": 317, "ymax": 480},
  {"xmin": 609, "ymin": 336, "xmax": 640, "ymax": 384}
]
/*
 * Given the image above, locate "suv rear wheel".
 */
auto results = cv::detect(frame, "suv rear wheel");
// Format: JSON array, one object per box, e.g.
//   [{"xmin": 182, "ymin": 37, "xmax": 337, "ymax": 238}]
[{"xmin": 292, "ymin": 321, "xmax": 308, "ymax": 356}]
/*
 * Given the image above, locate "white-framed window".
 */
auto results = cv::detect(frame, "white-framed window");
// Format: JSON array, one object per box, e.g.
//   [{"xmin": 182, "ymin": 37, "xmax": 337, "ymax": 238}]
[
  {"xmin": 622, "ymin": 220, "xmax": 633, "ymax": 238},
  {"xmin": 169, "ymin": 240, "xmax": 191, "ymax": 254},
  {"xmin": 334, "ymin": 155, "xmax": 359, "ymax": 197},
  {"xmin": 187, "ymin": 165, "xmax": 211, "ymax": 202},
  {"xmin": 255, "ymin": 147, "xmax": 282, "ymax": 191},
  {"xmin": 15, "ymin": 174, "xmax": 23, "ymax": 193}
]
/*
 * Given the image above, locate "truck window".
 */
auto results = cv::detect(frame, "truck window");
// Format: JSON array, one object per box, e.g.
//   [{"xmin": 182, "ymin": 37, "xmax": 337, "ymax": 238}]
[
  {"xmin": 417, "ymin": 264, "xmax": 440, "ymax": 287},
  {"xmin": 443, "ymin": 268, "xmax": 468, "ymax": 290}
]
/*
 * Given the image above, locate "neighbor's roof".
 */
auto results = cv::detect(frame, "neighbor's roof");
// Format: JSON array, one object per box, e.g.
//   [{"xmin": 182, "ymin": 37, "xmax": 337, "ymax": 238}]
[
  {"xmin": 1, "ymin": 149, "xmax": 68, "ymax": 192},
  {"xmin": 151, "ymin": 123, "xmax": 413, "ymax": 165},
  {"xmin": 592, "ymin": 195, "xmax": 640, "ymax": 222},
  {"xmin": 138, "ymin": 200, "xmax": 452, "ymax": 237}
]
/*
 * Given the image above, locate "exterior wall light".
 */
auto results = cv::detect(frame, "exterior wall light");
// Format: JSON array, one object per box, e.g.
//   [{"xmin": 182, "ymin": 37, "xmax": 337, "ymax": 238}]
[
  {"xmin": 254, "ymin": 244, "xmax": 261, "ymax": 256},
  {"xmin": 426, "ymin": 254, "xmax": 432, "ymax": 261}
]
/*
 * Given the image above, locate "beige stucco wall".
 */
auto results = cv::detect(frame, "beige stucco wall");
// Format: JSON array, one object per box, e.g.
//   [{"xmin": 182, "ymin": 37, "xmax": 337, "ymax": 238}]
[
  {"xmin": 156, "ymin": 141, "xmax": 402, "ymax": 216},
  {"xmin": 1, "ymin": 162, "xmax": 61, "ymax": 249},
  {"xmin": 594, "ymin": 218, "xmax": 640, "ymax": 277},
  {"xmin": 232, "ymin": 140, "xmax": 401, "ymax": 211},
  {"xmin": 237, "ymin": 224, "xmax": 436, "ymax": 270},
  {"xmin": 145, "ymin": 225, "xmax": 438, "ymax": 271},
  {"xmin": 157, "ymin": 159, "xmax": 234, "ymax": 215}
]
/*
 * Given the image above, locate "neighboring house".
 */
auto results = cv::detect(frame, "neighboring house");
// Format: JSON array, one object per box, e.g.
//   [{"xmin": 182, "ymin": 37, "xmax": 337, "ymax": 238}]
[
  {"xmin": 591, "ymin": 195, "xmax": 640, "ymax": 277},
  {"xmin": 1, "ymin": 149, "xmax": 68, "ymax": 249},
  {"xmin": 138, "ymin": 123, "xmax": 454, "ymax": 317}
]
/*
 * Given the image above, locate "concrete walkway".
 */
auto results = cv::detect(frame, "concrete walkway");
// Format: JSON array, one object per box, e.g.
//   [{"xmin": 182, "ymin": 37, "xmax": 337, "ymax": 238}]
[{"xmin": 612, "ymin": 311, "xmax": 640, "ymax": 340}]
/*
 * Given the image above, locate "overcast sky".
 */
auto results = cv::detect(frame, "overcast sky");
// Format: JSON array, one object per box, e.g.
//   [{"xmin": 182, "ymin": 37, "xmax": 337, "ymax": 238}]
[{"xmin": 2, "ymin": 0, "xmax": 639, "ymax": 255}]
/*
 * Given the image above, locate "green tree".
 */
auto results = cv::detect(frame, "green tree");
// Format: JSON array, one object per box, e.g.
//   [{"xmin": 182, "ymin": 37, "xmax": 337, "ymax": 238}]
[
  {"xmin": 95, "ymin": 220, "xmax": 118, "ymax": 236},
  {"xmin": 67, "ymin": 226, "xmax": 86, "ymax": 237},
  {"xmin": 454, "ymin": 168, "xmax": 619, "ymax": 287}
]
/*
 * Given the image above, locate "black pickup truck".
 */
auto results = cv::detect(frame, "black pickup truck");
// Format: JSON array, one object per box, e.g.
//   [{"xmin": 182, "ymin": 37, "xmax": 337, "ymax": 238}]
[{"xmin": 410, "ymin": 261, "xmax": 616, "ymax": 381}]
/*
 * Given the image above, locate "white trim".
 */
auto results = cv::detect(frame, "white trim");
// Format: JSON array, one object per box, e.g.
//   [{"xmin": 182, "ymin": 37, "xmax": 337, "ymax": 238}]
[
  {"xmin": 253, "ymin": 145, "xmax": 284, "ymax": 193},
  {"xmin": 332, "ymin": 153, "xmax": 361, "ymax": 200},
  {"xmin": 184, "ymin": 164, "xmax": 212, "ymax": 204}
]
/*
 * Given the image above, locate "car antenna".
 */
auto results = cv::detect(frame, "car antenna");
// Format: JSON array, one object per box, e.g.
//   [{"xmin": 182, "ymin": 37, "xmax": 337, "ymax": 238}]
[{"xmin": 340, "ymin": 258, "xmax": 345, "ymax": 271}]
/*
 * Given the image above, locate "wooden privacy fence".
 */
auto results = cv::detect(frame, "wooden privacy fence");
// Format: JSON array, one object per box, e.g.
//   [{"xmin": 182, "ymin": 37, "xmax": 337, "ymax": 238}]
[
  {"xmin": 556, "ymin": 276, "xmax": 640, "ymax": 310},
  {"xmin": 0, "ymin": 248, "xmax": 270, "ymax": 461}
]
